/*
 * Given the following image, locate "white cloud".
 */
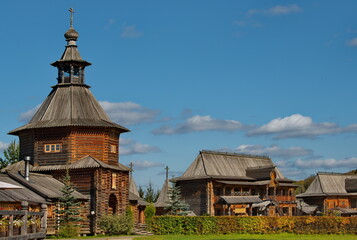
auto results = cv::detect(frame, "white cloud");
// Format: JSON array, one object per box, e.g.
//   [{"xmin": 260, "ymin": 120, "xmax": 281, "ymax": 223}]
[
  {"xmin": 152, "ymin": 115, "xmax": 245, "ymax": 135},
  {"xmin": 248, "ymin": 114, "xmax": 343, "ymax": 139},
  {"xmin": 121, "ymin": 24, "xmax": 142, "ymax": 38},
  {"xmin": 100, "ymin": 101, "xmax": 159, "ymax": 126},
  {"xmin": 295, "ymin": 158, "xmax": 357, "ymax": 169},
  {"xmin": 347, "ymin": 38, "xmax": 357, "ymax": 46},
  {"xmin": 131, "ymin": 160, "xmax": 164, "ymax": 170},
  {"xmin": 120, "ymin": 139, "xmax": 160, "ymax": 156},
  {"xmin": 234, "ymin": 144, "xmax": 313, "ymax": 159},
  {"xmin": 248, "ymin": 4, "xmax": 303, "ymax": 16},
  {"xmin": 19, "ymin": 104, "xmax": 41, "ymax": 122},
  {"xmin": 0, "ymin": 141, "xmax": 9, "ymax": 152}
]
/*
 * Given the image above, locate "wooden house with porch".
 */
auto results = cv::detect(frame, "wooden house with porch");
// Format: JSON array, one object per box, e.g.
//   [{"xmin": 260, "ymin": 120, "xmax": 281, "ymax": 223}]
[
  {"xmin": 296, "ymin": 172, "xmax": 357, "ymax": 215},
  {"xmin": 0, "ymin": 171, "xmax": 88, "ymax": 236},
  {"xmin": 5, "ymin": 10, "xmax": 131, "ymax": 234},
  {"xmin": 173, "ymin": 150, "xmax": 297, "ymax": 216}
]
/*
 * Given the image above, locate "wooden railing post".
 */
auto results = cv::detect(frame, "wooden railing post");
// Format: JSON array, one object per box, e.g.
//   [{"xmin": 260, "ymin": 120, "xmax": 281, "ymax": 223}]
[
  {"xmin": 41, "ymin": 204, "xmax": 47, "ymax": 233},
  {"xmin": 21, "ymin": 201, "xmax": 28, "ymax": 235},
  {"xmin": 8, "ymin": 215, "xmax": 13, "ymax": 237}
]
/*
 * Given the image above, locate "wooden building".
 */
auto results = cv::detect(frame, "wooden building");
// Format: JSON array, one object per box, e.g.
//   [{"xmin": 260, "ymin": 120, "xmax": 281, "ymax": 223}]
[
  {"xmin": 296, "ymin": 172, "xmax": 357, "ymax": 215},
  {"xmin": 0, "ymin": 171, "xmax": 87, "ymax": 234},
  {"xmin": 174, "ymin": 150, "xmax": 297, "ymax": 216},
  {"xmin": 129, "ymin": 170, "xmax": 147, "ymax": 224},
  {"xmin": 6, "ymin": 12, "xmax": 130, "ymax": 234}
]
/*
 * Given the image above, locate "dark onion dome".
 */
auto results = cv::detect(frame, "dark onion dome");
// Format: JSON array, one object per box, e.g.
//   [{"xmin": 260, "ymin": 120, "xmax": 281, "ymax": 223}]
[{"xmin": 64, "ymin": 28, "xmax": 79, "ymax": 41}]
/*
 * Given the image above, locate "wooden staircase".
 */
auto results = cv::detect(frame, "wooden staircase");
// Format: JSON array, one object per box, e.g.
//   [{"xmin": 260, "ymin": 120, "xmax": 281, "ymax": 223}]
[{"xmin": 133, "ymin": 223, "xmax": 154, "ymax": 236}]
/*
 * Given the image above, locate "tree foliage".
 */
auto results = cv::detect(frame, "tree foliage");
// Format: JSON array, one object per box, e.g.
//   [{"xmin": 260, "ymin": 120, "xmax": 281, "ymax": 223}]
[
  {"xmin": 143, "ymin": 181, "xmax": 160, "ymax": 203},
  {"xmin": 165, "ymin": 182, "xmax": 190, "ymax": 216},
  {"xmin": 0, "ymin": 140, "xmax": 20, "ymax": 169},
  {"xmin": 56, "ymin": 170, "xmax": 82, "ymax": 228},
  {"xmin": 144, "ymin": 203, "xmax": 156, "ymax": 223}
]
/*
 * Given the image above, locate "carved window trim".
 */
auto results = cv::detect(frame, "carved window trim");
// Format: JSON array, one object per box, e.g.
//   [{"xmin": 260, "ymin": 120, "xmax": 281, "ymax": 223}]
[
  {"xmin": 44, "ymin": 144, "xmax": 62, "ymax": 153},
  {"xmin": 110, "ymin": 144, "xmax": 117, "ymax": 153}
]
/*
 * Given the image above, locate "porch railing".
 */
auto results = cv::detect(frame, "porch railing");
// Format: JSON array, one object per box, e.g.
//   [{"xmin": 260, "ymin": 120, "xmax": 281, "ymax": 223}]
[{"xmin": 0, "ymin": 201, "xmax": 47, "ymax": 240}]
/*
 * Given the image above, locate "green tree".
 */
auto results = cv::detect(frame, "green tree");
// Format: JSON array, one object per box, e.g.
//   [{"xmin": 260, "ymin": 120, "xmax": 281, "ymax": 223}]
[
  {"xmin": 165, "ymin": 182, "xmax": 190, "ymax": 216},
  {"xmin": 144, "ymin": 181, "xmax": 159, "ymax": 203},
  {"xmin": 0, "ymin": 140, "xmax": 20, "ymax": 169},
  {"xmin": 56, "ymin": 170, "xmax": 82, "ymax": 237},
  {"xmin": 138, "ymin": 185, "xmax": 145, "ymax": 198},
  {"xmin": 144, "ymin": 203, "xmax": 156, "ymax": 224}
]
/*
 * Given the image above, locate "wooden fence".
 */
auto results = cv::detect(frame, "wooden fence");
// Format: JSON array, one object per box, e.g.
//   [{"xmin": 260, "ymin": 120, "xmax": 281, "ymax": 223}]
[{"xmin": 0, "ymin": 201, "xmax": 47, "ymax": 240}]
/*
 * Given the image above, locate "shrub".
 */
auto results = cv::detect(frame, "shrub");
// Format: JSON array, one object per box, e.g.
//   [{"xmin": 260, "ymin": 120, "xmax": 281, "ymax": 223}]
[
  {"xmin": 149, "ymin": 216, "xmax": 357, "ymax": 235},
  {"xmin": 144, "ymin": 203, "xmax": 156, "ymax": 224},
  {"xmin": 98, "ymin": 214, "xmax": 133, "ymax": 235},
  {"xmin": 57, "ymin": 225, "xmax": 80, "ymax": 238}
]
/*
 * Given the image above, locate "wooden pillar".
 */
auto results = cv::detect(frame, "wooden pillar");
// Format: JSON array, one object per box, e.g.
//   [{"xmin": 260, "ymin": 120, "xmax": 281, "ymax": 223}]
[
  {"xmin": 207, "ymin": 181, "xmax": 214, "ymax": 216},
  {"xmin": 41, "ymin": 204, "xmax": 48, "ymax": 233},
  {"xmin": 21, "ymin": 201, "xmax": 28, "ymax": 235}
]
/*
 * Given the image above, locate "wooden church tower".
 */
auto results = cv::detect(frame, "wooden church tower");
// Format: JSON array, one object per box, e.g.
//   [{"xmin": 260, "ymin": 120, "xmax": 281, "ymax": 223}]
[{"xmin": 8, "ymin": 9, "xmax": 130, "ymax": 234}]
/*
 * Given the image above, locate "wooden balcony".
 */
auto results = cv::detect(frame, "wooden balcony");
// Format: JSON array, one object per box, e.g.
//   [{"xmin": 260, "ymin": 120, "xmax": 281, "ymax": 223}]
[{"xmin": 268, "ymin": 195, "xmax": 296, "ymax": 202}]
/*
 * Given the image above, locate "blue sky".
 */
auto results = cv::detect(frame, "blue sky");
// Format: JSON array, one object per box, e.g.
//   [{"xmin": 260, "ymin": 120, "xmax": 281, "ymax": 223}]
[{"xmin": 1, "ymin": 1, "xmax": 357, "ymax": 190}]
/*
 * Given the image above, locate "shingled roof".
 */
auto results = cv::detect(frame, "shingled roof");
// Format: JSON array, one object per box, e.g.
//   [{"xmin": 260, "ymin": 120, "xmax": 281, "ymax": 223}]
[
  {"xmin": 9, "ymin": 84, "xmax": 129, "ymax": 134},
  {"xmin": 2, "ymin": 156, "xmax": 130, "ymax": 173},
  {"xmin": 154, "ymin": 179, "xmax": 171, "ymax": 208},
  {"xmin": 0, "ymin": 172, "xmax": 87, "ymax": 203},
  {"xmin": 173, "ymin": 150, "xmax": 285, "ymax": 181},
  {"xmin": 297, "ymin": 173, "xmax": 357, "ymax": 198}
]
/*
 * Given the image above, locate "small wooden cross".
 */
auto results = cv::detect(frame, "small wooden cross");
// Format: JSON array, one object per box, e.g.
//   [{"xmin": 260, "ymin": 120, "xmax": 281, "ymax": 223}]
[
  {"xmin": 165, "ymin": 166, "xmax": 169, "ymax": 180},
  {"xmin": 69, "ymin": 8, "xmax": 75, "ymax": 28}
]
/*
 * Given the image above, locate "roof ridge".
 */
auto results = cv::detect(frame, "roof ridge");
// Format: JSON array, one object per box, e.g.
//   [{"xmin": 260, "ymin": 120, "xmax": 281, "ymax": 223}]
[{"xmin": 200, "ymin": 150, "xmax": 270, "ymax": 159}]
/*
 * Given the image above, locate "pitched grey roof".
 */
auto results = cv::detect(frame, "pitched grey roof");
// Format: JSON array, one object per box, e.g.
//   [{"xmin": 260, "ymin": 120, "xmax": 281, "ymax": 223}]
[
  {"xmin": 217, "ymin": 195, "xmax": 262, "ymax": 204},
  {"xmin": 0, "ymin": 174, "xmax": 47, "ymax": 203},
  {"xmin": 345, "ymin": 178, "xmax": 357, "ymax": 193},
  {"xmin": 174, "ymin": 150, "xmax": 285, "ymax": 181},
  {"xmin": 246, "ymin": 166, "xmax": 275, "ymax": 180},
  {"xmin": 8, "ymin": 172, "xmax": 88, "ymax": 200},
  {"xmin": 297, "ymin": 201, "xmax": 318, "ymax": 215},
  {"xmin": 129, "ymin": 175, "xmax": 147, "ymax": 206},
  {"xmin": 2, "ymin": 156, "xmax": 130, "ymax": 173},
  {"xmin": 9, "ymin": 84, "xmax": 129, "ymax": 134},
  {"xmin": 51, "ymin": 44, "xmax": 91, "ymax": 66},
  {"xmin": 297, "ymin": 173, "xmax": 357, "ymax": 198},
  {"xmin": 154, "ymin": 179, "xmax": 170, "ymax": 208}
]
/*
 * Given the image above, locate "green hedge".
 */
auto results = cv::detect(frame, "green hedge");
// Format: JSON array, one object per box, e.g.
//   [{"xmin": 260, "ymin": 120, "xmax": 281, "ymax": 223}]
[{"xmin": 149, "ymin": 216, "xmax": 357, "ymax": 235}]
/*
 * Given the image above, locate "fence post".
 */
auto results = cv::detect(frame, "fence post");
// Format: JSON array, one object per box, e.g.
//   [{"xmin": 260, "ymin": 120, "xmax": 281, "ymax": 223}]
[
  {"xmin": 21, "ymin": 201, "xmax": 28, "ymax": 235},
  {"xmin": 41, "ymin": 204, "xmax": 47, "ymax": 233}
]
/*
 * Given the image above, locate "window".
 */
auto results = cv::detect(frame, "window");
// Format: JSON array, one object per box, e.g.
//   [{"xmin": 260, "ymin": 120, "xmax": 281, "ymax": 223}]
[
  {"xmin": 110, "ymin": 145, "xmax": 117, "ymax": 153},
  {"xmin": 111, "ymin": 173, "xmax": 117, "ymax": 189},
  {"xmin": 44, "ymin": 144, "xmax": 61, "ymax": 153}
]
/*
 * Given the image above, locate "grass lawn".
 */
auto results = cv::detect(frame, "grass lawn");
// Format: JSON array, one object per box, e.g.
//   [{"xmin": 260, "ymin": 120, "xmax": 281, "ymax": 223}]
[{"xmin": 138, "ymin": 233, "xmax": 357, "ymax": 240}]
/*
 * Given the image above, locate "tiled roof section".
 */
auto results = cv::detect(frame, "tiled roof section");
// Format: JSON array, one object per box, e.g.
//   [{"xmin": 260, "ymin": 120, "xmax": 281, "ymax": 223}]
[
  {"xmin": 246, "ymin": 166, "xmax": 275, "ymax": 180},
  {"xmin": 217, "ymin": 195, "xmax": 262, "ymax": 204},
  {"xmin": 129, "ymin": 175, "xmax": 147, "ymax": 206},
  {"xmin": 0, "ymin": 174, "xmax": 47, "ymax": 203},
  {"xmin": 129, "ymin": 192, "xmax": 147, "ymax": 206},
  {"xmin": 2, "ymin": 156, "xmax": 130, "ymax": 173},
  {"xmin": 155, "ymin": 179, "xmax": 171, "ymax": 208},
  {"xmin": 176, "ymin": 150, "xmax": 285, "ymax": 181},
  {"xmin": 33, "ymin": 155, "xmax": 130, "ymax": 172},
  {"xmin": 297, "ymin": 173, "xmax": 357, "ymax": 197},
  {"xmin": 346, "ymin": 178, "xmax": 357, "ymax": 193},
  {"xmin": 8, "ymin": 172, "xmax": 88, "ymax": 200},
  {"xmin": 9, "ymin": 84, "xmax": 129, "ymax": 134}
]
